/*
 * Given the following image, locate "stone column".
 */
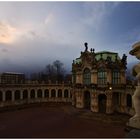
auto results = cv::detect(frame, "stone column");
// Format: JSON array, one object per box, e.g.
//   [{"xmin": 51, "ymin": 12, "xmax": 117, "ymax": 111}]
[
  {"xmin": 2, "ymin": 91, "xmax": 5, "ymax": 102},
  {"xmin": 75, "ymin": 90, "xmax": 84, "ymax": 108},
  {"xmin": 107, "ymin": 69, "xmax": 112, "ymax": 84},
  {"xmin": 106, "ymin": 92, "xmax": 113, "ymax": 114},
  {"xmin": 42, "ymin": 89, "xmax": 45, "ymax": 98},
  {"xmin": 20, "ymin": 90, "xmax": 23, "ymax": 100},
  {"xmin": 12, "ymin": 91, "xmax": 15, "ymax": 102},
  {"xmin": 35, "ymin": 90, "xmax": 38, "ymax": 99},
  {"xmin": 56, "ymin": 89, "xmax": 58, "ymax": 98},
  {"xmin": 28, "ymin": 89, "xmax": 30, "ymax": 99},
  {"xmin": 62, "ymin": 90, "xmax": 64, "ymax": 98},
  {"xmin": 91, "ymin": 92, "xmax": 98, "ymax": 112},
  {"xmin": 68, "ymin": 90, "xmax": 71, "ymax": 98},
  {"xmin": 49, "ymin": 90, "xmax": 51, "ymax": 98}
]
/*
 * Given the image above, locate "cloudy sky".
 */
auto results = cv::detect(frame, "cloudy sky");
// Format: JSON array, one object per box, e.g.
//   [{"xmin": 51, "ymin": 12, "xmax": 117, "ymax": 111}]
[{"xmin": 0, "ymin": 2, "xmax": 139, "ymax": 74}]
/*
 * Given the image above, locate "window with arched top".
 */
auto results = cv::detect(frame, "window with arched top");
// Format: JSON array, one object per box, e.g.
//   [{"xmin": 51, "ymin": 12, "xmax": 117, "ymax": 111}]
[
  {"xmin": 97, "ymin": 68, "xmax": 107, "ymax": 85},
  {"xmin": 112, "ymin": 69, "xmax": 120, "ymax": 84},
  {"xmin": 83, "ymin": 68, "xmax": 91, "ymax": 85}
]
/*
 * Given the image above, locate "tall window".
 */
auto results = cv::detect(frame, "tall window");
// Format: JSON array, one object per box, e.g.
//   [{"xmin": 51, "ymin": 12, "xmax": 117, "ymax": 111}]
[
  {"xmin": 112, "ymin": 70, "xmax": 120, "ymax": 84},
  {"xmin": 97, "ymin": 68, "xmax": 107, "ymax": 85},
  {"xmin": 83, "ymin": 68, "xmax": 91, "ymax": 85}
]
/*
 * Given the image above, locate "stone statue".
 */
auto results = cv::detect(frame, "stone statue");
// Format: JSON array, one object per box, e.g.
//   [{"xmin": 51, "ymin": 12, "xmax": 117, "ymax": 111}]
[
  {"xmin": 128, "ymin": 42, "xmax": 140, "ymax": 129},
  {"xmin": 84, "ymin": 42, "xmax": 88, "ymax": 51}
]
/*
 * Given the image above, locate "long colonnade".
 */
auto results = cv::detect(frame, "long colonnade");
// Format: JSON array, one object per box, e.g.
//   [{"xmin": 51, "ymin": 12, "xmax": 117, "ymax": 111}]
[{"xmin": 0, "ymin": 84, "xmax": 72, "ymax": 107}]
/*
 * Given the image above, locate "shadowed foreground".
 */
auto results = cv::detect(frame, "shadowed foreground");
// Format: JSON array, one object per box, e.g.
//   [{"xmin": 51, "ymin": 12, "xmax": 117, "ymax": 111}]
[{"xmin": 0, "ymin": 104, "xmax": 129, "ymax": 138}]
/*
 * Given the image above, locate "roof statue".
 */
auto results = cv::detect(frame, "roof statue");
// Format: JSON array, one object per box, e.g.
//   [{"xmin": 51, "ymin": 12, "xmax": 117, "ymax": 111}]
[{"xmin": 84, "ymin": 42, "xmax": 88, "ymax": 51}]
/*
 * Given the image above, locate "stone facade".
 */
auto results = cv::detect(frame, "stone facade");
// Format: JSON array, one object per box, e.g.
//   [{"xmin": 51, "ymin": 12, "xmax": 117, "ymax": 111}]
[{"xmin": 71, "ymin": 43, "xmax": 135, "ymax": 115}]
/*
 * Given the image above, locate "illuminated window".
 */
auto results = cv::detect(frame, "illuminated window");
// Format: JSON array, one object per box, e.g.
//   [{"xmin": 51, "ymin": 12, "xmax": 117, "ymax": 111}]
[
  {"xmin": 83, "ymin": 68, "xmax": 91, "ymax": 85},
  {"xmin": 97, "ymin": 69, "xmax": 107, "ymax": 84}
]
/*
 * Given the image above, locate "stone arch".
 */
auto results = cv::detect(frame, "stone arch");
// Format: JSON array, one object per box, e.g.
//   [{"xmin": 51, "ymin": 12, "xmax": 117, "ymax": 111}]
[
  {"xmin": 126, "ymin": 94, "xmax": 132, "ymax": 108},
  {"xmin": 23, "ymin": 90, "xmax": 28, "ymax": 99},
  {"xmin": 30, "ymin": 89, "xmax": 35, "ymax": 99},
  {"xmin": 58, "ymin": 89, "xmax": 62, "ymax": 98},
  {"xmin": 0, "ymin": 91, "xmax": 2, "ymax": 101},
  {"xmin": 64, "ymin": 89, "xmax": 69, "ymax": 98},
  {"xmin": 5, "ymin": 90, "xmax": 12, "ymax": 101},
  {"xmin": 84, "ymin": 90, "xmax": 91, "ymax": 109},
  {"xmin": 51, "ymin": 89, "xmax": 56, "ymax": 98},
  {"xmin": 44, "ymin": 89, "xmax": 49, "ymax": 98},
  {"xmin": 98, "ymin": 94, "xmax": 107, "ymax": 113},
  {"xmin": 15, "ymin": 90, "xmax": 20, "ymax": 100},
  {"xmin": 37, "ymin": 89, "xmax": 42, "ymax": 98}
]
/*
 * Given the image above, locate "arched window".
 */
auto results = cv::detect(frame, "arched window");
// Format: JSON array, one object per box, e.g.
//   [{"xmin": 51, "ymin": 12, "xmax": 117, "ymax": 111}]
[
  {"xmin": 30, "ymin": 89, "xmax": 35, "ymax": 99},
  {"xmin": 23, "ymin": 90, "xmax": 28, "ymax": 99},
  {"xmin": 51, "ymin": 89, "xmax": 56, "ymax": 98},
  {"xmin": 64, "ymin": 89, "xmax": 69, "ymax": 98},
  {"xmin": 83, "ymin": 68, "xmax": 91, "ymax": 85},
  {"xmin": 44, "ymin": 89, "xmax": 49, "ymax": 98},
  {"xmin": 15, "ymin": 90, "xmax": 20, "ymax": 100},
  {"xmin": 58, "ymin": 89, "xmax": 62, "ymax": 98},
  {"xmin": 127, "ymin": 94, "xmax": 132, "ymax": 108},
  {"xmin": 5, "ymin": 90, "xmax": 12, "ymax": 101},
  {"xmin": 37, "ymin": 89, "xmax": 42, "ymax": 98},
  {"xmin": 97, "ymin": 68, "xmax": 107, "ymax": 85},
  {"xmin": 112, "ymin": 69, "xmax": 120, "ymax": 84}
]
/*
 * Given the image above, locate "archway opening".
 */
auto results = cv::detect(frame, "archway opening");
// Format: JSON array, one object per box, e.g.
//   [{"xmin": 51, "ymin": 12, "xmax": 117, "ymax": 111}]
[
  {"xmin": 44, "ymin": 89, "xmax": 49, "ymax": 98},
  {"xmin": 30, "ymin": 89, "xmax": 35, "ymax": 99},
  {"xmin": 0, "ymin": 91, "xmax": 2, "ymax": 101},
  {"xmin": 6, "ymin": 90, "xmax": 12, "ymax": 101},
  {"xmin": 113, "ymin": 92, "xmax": 120, "ymax": 112},
  {"xmin": 37, "ymin": 89, "xmax": 42, "ymax": 98},
  {"xmin": 23, "ymin": 90, "xmax": 28, "ymax": 99},
  {"xmin": 84, "ymin": 91, "xmax": 91, "ymax": 109},
  {"xmin": 64, "ymin": 89, "xmax": 69, "ymax": 98},
  {"xmin": 15, "ymin": 90, "xmax": 20, "ymax": 100},
  {"xmin": 98, "ymin": 94, "xmax": 107, "ymax": 113},
  {"xmin": 58, "ymin": 89, "xmax": 62, "ymax": 98},
  {"xmin": 51, "ymin": 89, "xmax": 56, "ymax": 98}
]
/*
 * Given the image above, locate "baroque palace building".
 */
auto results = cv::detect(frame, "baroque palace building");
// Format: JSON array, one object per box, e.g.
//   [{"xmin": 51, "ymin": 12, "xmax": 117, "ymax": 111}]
[
  {"xmin": 71, "ymin": 43, "xmax": 135, "ymax": 115},
  {"xmin": 0, "ymin": 43, "xmax": 135, "ymax": 116}
]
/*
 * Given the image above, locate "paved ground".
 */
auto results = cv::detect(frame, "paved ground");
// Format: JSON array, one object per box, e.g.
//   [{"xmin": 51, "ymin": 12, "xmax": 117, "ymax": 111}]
[{"xmin": 0, "ymin": 103, "xmax": 130, "ymax": 138}]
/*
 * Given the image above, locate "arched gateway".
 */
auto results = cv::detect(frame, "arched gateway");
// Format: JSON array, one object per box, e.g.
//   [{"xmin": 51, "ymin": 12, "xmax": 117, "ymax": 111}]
[
  {"xmin": 84, "ymin": 91, "xmax": 91, "ymax": 109},
  {"xmin": 98, "ymin": 94, "xmax": 107, "ymax": 113}
]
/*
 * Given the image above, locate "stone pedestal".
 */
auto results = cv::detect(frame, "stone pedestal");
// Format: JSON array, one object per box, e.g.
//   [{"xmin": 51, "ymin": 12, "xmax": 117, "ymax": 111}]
[
  {"xmin": 127, "ymin": 116, "xmax": 140, "ymax": 129},
  {"xmin": 127, "ymin": 86, "xmax": 140, "ymax": 129}
]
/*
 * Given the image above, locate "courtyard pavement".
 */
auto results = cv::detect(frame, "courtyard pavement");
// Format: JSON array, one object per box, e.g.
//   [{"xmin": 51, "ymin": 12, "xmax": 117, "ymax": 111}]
[{"xmin": 0, "ymin": 103, "xmax": 130, "ymax": 138}]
